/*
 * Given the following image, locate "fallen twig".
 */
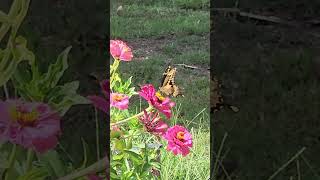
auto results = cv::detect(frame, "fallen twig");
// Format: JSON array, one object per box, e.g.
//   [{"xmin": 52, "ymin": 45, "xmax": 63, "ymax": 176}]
[
  {"xmin": 212, "ymin": 8, "xmax": 299, "ymax": 27},
  {"xmin": 174, "ymin": 63, "xmax": 210, "ymax": 71},
  {"xmin": 212, "ymin": 8, "xmax": 320, "ymax": 38}
]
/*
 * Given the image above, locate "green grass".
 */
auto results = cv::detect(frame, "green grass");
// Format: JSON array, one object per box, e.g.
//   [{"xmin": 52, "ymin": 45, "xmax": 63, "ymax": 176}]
[{"xmin": 111, "ymin": 2, "xmax": 209, "ymax": 39}]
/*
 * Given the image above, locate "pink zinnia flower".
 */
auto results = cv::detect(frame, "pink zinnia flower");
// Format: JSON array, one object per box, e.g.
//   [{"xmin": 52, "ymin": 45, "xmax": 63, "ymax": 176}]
[
  {"xmin": 88, "ymin": 79, "xmax": 109, "ymax": 113},
  {"xmin": 139, "ymin": 110, "xmax": 168, "ymax": 136},
  {"xmin": 164, "ymin": 125, "xmax": 192, "ymax": 156},
  {"xmin": 110, "ymin": 40, "xmax": 133, "ymax": 61},
  {"xmin": 139, "ymin": 84, "xmax": 175, "ymax": 119},
  {"xmin": 110, "ymin": 93, "xmax": 129, "ymax": 110},
  {"xmin": 0, "ymin": 99, "xmax": 61, "ymax": 153}
]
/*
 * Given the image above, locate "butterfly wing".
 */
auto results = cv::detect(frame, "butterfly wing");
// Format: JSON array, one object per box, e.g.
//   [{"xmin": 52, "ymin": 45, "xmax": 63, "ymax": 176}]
[
  {"xmin": 160, "ymin": 66, "xmax": 173, "ymax": 87},
  {"xmin": 159, "ymin": 65, "xmax": 184, "ymax": 97}
]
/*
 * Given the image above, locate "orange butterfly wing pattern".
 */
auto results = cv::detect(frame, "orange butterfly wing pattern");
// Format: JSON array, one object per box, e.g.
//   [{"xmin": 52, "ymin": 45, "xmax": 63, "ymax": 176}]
[{"xmin": 159, "ymin": 66, "xmax": 184, "ymax": 97}]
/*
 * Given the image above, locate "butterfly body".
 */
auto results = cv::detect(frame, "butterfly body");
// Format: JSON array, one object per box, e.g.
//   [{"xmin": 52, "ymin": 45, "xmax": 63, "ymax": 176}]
[{"xmin": 159, "ymin": 66, "xmax": 184, "ymax": 97}]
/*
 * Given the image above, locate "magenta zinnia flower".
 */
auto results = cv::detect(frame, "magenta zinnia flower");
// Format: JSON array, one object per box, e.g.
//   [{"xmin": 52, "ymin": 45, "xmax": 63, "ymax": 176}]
[
  {"xmin": 0, "ymin": 99, "xmax": 61, "ymax": 153},
  {"xmin": 139, "ymin": 110, "xmax": 168, "ymax": 136},
  {"xmin": 164, "ymin": 125, "xmax": 192, "ymax": 156},
  {"xmin": 110, "ymin": 93, "xmax": 129, "ymax": 110},
  {"xmin": 110, "ymin": 40, "xmax": 133, "ymax": 61},
  {"xmin": 88, "ymin": 79, "xmax": 109, "ymax": 113},
  {"xmin": 139, "ymin": 84, "xmax": 175, "ymax": 119}
]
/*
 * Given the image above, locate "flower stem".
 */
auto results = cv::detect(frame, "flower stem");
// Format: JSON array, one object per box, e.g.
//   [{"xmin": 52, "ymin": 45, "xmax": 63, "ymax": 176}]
[
  {"xmin": 25, "ymin": 149, "xmax": 34, "ymax": 172},
  {"xmin": 110, "ymin": 59, "xmax": 120, "ymax": 89},
  {"xmin": 57, "ymin": 155, "xmax": 109, "ymax": 180},
  {"xmin": 4, "ymin": 144, "xmax": 17, "ymax": 180},
  {"xmin": 110, "ymin": 106, "xmax": 153, "ymax": 127},
  {"xmin": 3, "ymin": 83, "xmax": 9, "ymax": 99},
  {"xmin": 94, "ymin": 107, "xmax": 100, "ymax": 160}
]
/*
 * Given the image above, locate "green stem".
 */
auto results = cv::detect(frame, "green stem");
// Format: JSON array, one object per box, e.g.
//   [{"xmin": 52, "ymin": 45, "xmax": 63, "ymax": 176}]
[
  {"xmin": 25, "ymin": 149, "xmax": 34, "ymax": 172},
  {"xmin": 0, "ymin": 0, "xmax": 20, "ymax": 43},
  {"xmin": 58, "ymin": 156, "xmax": 109, "ymax": 180},
  {"xmin": 110, "ymin": 106, "xmax": 153, "ymax": 127},
  {"xmin": 94, "ymin": 107, "xmax": 100, "ymax": 160},
  {"xmin": 110, "ymin": 59, "xmax": 120, "ymax": 89},
  {"xmin": 213, "ymin": 132, "xmax": 228, "ymax": 179},
  {"xmin": 4, "ymin": 144, "xmax": 17, "ymax": 180},
  {"xmin": 3, "ymin": 83, "xmax": 9, "ymax": 99}
]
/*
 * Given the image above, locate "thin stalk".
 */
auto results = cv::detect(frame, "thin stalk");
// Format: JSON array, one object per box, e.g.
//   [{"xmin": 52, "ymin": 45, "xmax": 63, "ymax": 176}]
[
  {"xmin": 4, "ymin": 144, "xmax": 17, "ymax": 180},
  {"xmin": 110, "ymin": 106, "xmax": 153, "ymax": 127},
  {"xmin": 25, "ymin": 149, "xmax": 34, "ymax": 172},
  {"xmin": 3, "ymin": 83, "xmax": 9, "ymax": 99},
  {"xmin": 301, "ymin": 155, "xmax": 320, "ymax": 178},
  {"xmin": 58, "ymin": 142, "xmax": 74, "ymax": 164},
  {"xmin": 296, "ymin": 159, "xmax": 301, "ymax": 180},
  {"xmin": 212, "ymin": 132, "xmax": 228, "ymax": 179},
  {"xmin": 95, "ymin": 107, "xmax": 100, "ymax": 160},
  {"xmin": 267, "ymin": 147, "xmax": 306, "ymax": 180},
  {"xmin": 0, "ymin": 0, "xmax": 20, "ymax": 43}
]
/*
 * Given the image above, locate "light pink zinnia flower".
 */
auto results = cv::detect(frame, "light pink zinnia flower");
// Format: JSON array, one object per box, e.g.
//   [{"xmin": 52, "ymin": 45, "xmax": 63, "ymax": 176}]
[
  {"xmin": 0, "ymin": 99, "xmax": 61, "ymax": 153},
  {"xmin": 110, "ymin": 93, "xmax": 129, "ymax": 110},
  {"xmin": 88, "ymin": 79, "xmax": 109, "ymax": 113},
  {"xmin": 110, "ymin": 40, "xmax": 133, "ymax": 61},
  {"xmin": 139, "ymin": 84, "xmax": 175, "ymax": 119},
  {"xmin": 164, "ymin": 125, "xmax": 192, "ymax": 156},
  {"xmin": 139, "ymin": 110, "xmax": 168, "ymax": 136}
]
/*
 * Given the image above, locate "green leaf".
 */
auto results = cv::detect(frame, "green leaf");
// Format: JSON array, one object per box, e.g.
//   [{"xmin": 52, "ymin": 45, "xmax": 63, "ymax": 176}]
[
  {"xmin": 47, "ymin": 81, "xmax": 90, "ymax": 115},
  {"xmin": 124, "ymin": 150, "xmax": 143, "ymax": 164},
  {"xmin": 0, "ymin": 36, "xmax": 35, "ymax": 87},
  {"xmin": 115, "ymin": 139, "xmax": 126, "ymax": 151},
  {"xmin": 38, "ymin": 150, "xmax": 66, "ymax": 178},
  {"xmin": 11, "ymin": 36, "xmax": 35, "ymax": 65},
  {"xmin": 16, "ymin": 168, "xmax": 48, "ymax": 180},
  {"xmin": 111, "ymin": 130, "xmax": 122, "ymax": 139},
  {"xmin": 40, "ymin": 46, "xmax": 72, "ymax": 90},
  {"xmin": 79, "ymin": 138, "xmax": 89, "ymax": 169},
  {"xmin": 0, "ymin": 10, "xmax": 11, "ymax": 23},
  {"xmin": 126, "ymin": 138, "xmax": 133, "ymax": 150},
  {"xmin": 110, "ymin": 168, "xmax": 121, "ymax": 180},
  {"xmin": 112, "ymin": 153, "xmax": 124, "ymax": 161}
]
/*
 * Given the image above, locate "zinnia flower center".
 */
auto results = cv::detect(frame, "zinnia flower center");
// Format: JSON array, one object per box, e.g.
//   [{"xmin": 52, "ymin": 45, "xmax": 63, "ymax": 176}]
[
  {"xmin": 123, "ymin": 46, "xmax": 129, "ymax": 52},
  {"xmin": 155, "ymin": 92, "xmax": 165, "ymax": 102},
  {"xmin": 176, "ymin": 131, "xmax": 185, "ymax": 140},
  {"xmin": 10, "ymin": 108, "xmax": 38, "ymax": 126},
  {"xmin": 112, "ymin": 94, "xmax": 124, "ymax": 102}
]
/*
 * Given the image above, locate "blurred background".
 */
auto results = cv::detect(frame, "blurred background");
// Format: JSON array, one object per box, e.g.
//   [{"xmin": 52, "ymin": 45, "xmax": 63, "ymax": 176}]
[
  {"xmin": 212, "ymin": 0, "xmax": 320, "ymax": 179},
  {"xmin": 0, "ymin": 0, "xmax": 108, "ymax": 166}
]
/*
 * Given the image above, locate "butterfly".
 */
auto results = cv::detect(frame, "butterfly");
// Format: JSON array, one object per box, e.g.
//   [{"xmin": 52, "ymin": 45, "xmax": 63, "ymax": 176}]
[
  {"xmin": 211, "ymin": 75, "xmax": 239, "ymax": 113},
  {"xmin": 159, "ymin": 65, "xmax": 184, "ymax": 97}
]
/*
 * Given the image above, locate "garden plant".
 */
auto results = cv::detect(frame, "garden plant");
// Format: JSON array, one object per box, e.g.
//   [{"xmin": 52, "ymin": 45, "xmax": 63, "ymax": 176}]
[{"xmin": 108, "ymin": 39, "xmax": 193, "ymax": 179}]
